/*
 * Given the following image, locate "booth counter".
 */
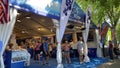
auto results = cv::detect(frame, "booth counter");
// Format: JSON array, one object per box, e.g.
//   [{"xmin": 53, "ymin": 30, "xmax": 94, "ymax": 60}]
[{"xmin": 5, "ymin": 50, "xmax": 30, "ymax": 68}]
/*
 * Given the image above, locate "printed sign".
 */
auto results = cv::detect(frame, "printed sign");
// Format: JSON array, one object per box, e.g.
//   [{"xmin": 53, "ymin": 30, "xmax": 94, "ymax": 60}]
[{"xmin": 10, "ymin": 0, "xmax": 85, "ymax": 22}]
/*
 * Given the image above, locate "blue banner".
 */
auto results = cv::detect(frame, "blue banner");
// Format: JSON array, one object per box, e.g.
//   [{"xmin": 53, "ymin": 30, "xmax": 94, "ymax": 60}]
[
  {"xmin": 9, "ymin": 0, "xmax": 85, "ymax": 22},
  {"xmin": 0, "ymin": 41, "xmax": 3, "ymax": 52}
]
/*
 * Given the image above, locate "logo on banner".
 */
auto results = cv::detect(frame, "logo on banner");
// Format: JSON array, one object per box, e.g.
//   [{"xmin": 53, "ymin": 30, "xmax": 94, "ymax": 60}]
[
  {"xmin": 87, "ymin": 9, "xmax": 91, "ymax": 23},
  {"xmin": 59, "ymin": 0, "xmax": 75, "ymax": 41},
  {"xmin": 63, "ymin": 0, "xmax": 74, "ymax": 16}
]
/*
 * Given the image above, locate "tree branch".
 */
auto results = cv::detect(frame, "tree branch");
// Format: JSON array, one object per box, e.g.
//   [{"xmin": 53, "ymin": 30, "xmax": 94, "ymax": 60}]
[{"xmin": 107, "ymin": 11, "xmax": 114, "ymax": 26}]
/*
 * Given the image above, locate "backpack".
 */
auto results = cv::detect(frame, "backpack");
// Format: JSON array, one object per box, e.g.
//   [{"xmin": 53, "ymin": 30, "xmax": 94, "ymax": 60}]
[{"xmin": 39, "ymin": 43, "xmax": 43, "ymax": 52}]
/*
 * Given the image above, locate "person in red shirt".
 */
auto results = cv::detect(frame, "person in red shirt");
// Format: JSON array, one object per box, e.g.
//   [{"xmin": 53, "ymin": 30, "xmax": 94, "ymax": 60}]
[{"xmin": 34, "ymin": 41, "xmax": 42, "ymax": 62}]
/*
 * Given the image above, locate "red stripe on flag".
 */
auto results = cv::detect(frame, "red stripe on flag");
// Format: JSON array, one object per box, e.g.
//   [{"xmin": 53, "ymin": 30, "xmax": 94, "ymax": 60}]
[
  {"xmin": 101, "ymin": 25, "xmax": 109, "ymax": 38},
  {"xmin": 0, "ymin": 0, "xmax": 10, "ymax": 24},
  {"xmin": 111, "ymin": 29, "xmax": 115, "ymax": 40}
]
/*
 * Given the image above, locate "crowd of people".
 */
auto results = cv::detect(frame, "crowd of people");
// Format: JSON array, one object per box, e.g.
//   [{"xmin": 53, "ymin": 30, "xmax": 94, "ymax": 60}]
[
  {"xmin": 6, "ymin": 37, "xmax": 120, "ymax": 66},
  {"xmin": 62, "ymin": 37, "xmax": 84, "ymax": 64},
  {"xmin": 12, "ymin": 37, "xmax": 85, "ymax": 65}
]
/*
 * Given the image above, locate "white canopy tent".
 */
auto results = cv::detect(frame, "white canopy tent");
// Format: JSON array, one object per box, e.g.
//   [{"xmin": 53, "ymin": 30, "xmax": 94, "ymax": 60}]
[{"xmin": 0, "ymin": 0, "xmax": 94, "ymax": 68}]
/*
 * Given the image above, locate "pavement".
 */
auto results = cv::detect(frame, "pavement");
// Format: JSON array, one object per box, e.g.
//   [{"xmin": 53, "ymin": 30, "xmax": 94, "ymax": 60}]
[
  {"xmin": 97, "ymin": 59, "xmax": 120, "ymax": 68},
  {"xmin": 28, "ymin": 58, "xmax": 110, "ymax": 68}
]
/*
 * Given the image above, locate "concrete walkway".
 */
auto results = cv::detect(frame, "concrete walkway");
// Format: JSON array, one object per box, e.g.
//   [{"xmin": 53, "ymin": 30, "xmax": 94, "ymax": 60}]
[
  {"xmin": 97, "ymin": 59, "xmax": 120, "ymax": 68},
  {"xmin": 28, "ymin": 58, "xmax": 109, "ymax": 68}
]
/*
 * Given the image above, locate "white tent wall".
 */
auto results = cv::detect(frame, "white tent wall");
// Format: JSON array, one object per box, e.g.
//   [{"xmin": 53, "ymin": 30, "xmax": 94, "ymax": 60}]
[
  {"xmin": 0, "ymin": 8, "xmax": 17, "ymax": 68},
  {"xmin": 96, "ymin": 29, "xmax": 103, "ymax": 57}
]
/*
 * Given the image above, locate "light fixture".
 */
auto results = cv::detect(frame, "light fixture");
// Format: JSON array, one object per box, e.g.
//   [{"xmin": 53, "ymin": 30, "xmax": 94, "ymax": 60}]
[
  {"xmin": 51, "ymin": 28, "xmax": 53, "ymax": 32},
  {"xmin": 75, "ymin": 26, "xmax": 80, "ymax": 29},
  {"xmin": 22, "ymin": 30, "xmax": 25, "ymax": 33},
  {"xmin": 17, "ymin": 20, "xmax": 21, "ymax": 22},
  {"xmin": 17, "ymin": 12, "xmax": 20, "ymax": 16},
  {"xmin": 38, "ymin": 27, "xmax": 41, "ymax": 30},
  {"xmin": 26, "ymin": 16, "xmax": 31, "ymax": 19}
]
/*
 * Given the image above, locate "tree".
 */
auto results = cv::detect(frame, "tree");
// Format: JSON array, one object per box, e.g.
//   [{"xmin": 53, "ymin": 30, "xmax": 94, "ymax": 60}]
[
  {"xmin": 77, "ymin": 0, "xmax": 120, "ymax": 45},
  {"xmin": 116, "ymin": 23, "xmax": 120, "ymax": 42}
]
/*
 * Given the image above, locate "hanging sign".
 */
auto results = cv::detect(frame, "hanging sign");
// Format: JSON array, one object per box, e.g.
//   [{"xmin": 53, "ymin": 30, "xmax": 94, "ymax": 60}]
[
  {"xmin": 9, "ymin": 0, "xmax": 85, "ymax": 22},
  {"xmin": 59, "ymin": 0, "xmax": 75, "ymax": 41}
]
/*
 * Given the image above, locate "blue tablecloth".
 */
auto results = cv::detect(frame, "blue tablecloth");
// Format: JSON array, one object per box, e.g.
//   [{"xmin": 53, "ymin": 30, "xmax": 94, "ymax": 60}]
[{"xmin": 88, "ymin": 48, "xmax": 97, "ymax": 58}]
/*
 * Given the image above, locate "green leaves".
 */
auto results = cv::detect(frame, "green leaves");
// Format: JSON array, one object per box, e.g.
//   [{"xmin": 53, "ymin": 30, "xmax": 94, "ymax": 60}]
[
  {"xmin": 76, "ymin": 0, "xmax": 120, "ymax": 26},
  {"xmin": 76, "ymin": 0, "xmax": 120, "ymax": 41},
  {"xmin": 116, "ymin": 23, "xmax": 120, "ymax": 41}
]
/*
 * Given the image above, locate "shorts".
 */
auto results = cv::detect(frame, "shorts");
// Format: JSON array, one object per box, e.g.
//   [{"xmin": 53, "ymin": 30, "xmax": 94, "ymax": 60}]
[
  {"xmin": 64, "ymin": 51, "xmax": 70, "ymax": 54},
  {"xmin": 35, "ymin": 50, "xmax": 40, "ymax": 54},
  {"xmin": 41, "ymin": 51, "xmax": 49, "ymax": 57},
  {"xmin": 78, "ymin": 50, "xmax": 83, "ymax": 55}
]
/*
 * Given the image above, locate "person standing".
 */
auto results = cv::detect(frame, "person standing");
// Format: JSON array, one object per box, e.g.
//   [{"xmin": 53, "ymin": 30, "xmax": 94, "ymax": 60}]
[
  {"xmin": 77, "ymin": 37, "xmax": 84, "ymax": 64},
  {"xmin": 63, "ymin": 41, "xmax": 71, "ymax": 63},
  {"xmin": 108, "ymin": 41, "xmax": 114, "ymax": 60},
  {"xmin": 34, "ymin": 41, "xmax": 42, "ymax": 62},
  {"xmin": 43, "ymin": 40, "xmax": 50, "ymax": 64}
]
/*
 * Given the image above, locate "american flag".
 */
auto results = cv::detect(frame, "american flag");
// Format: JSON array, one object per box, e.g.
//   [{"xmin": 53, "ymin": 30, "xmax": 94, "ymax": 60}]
[
  {"xmin": 0, "ymin": 0, "xmax": 10, "ymax": 24},
  {"xmin": 101, "ymin": 21, "xmax": 109, "ymax": 38},
  {"xmin": 111, "ymin": 29, "xmax": 115, "ymax": 41},
  {"xmin": 100, "ymin": 21, "xmax": 110, "ymax": 43}
]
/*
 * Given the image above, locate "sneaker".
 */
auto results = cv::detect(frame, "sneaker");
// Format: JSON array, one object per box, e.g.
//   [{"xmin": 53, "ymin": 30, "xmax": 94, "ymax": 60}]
[
  {"xmin": 46, "ymin": 62, "xmax": 49, "ymax": 64},
  {"xmin": 65, "ymin": 61, "xmax": 67, "ymax": 64},
  {"xmin": 42, "ymin": 63, "xmax": 45, "ymax": 65},
  {"xmin": 80, "ymin": 62, "xmax": 83, "ymax": 64},
  {"xmin": 69, "ymin": 61, "xmax": 71, "ymax": 64},
  {"xmin": 110, "ymin": 59, "xmax": 114, "ymax": 62}
]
